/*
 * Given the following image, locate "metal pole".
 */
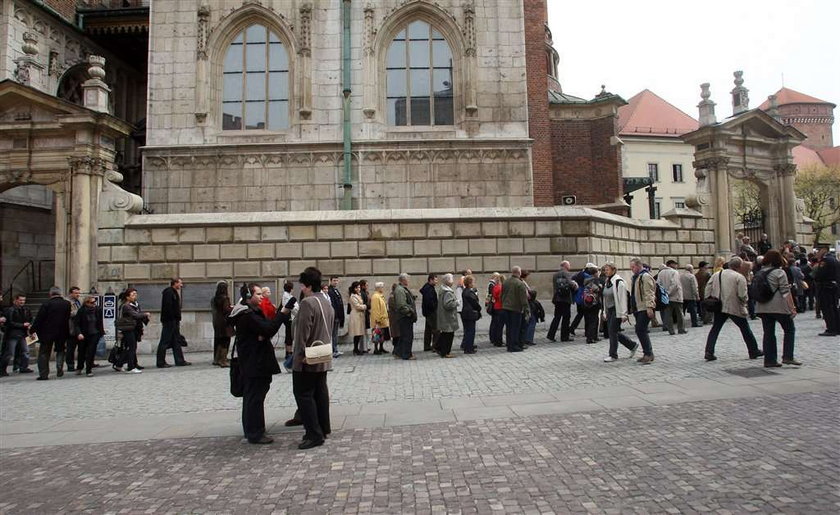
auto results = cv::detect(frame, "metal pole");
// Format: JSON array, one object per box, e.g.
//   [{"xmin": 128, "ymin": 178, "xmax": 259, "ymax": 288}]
[{"xmin": 341, "ymin": 0, "xmax": 353, "ymax": 210}]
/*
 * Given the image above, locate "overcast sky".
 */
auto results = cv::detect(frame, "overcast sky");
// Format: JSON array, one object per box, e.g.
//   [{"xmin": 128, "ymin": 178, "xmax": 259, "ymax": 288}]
[{"xmin": 547, "ymin": 0, "xmax": 840, "ymax": 137}]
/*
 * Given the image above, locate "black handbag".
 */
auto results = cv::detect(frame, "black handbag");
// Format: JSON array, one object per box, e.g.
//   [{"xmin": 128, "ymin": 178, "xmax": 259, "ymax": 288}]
[
  {"xmin": 702, "ymin": 273, "xmax": 724, "ymax": 314},
  {"xmin": 229, "ymin": 341, "xmax": 243, "ymax": 398},
  {"xmin": 107, "ymin": 344, "xmax": 124, "ymax": 365}
]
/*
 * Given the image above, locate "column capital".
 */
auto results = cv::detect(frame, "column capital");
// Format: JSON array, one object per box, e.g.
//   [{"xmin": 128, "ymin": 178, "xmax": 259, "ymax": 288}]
[{"xmin": 68, "ymin": 156, "xmax": 107, "ymax": 176}]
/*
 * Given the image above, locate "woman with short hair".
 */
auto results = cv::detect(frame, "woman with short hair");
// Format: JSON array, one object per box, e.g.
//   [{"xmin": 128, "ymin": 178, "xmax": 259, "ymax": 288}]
[
  {"xmin": 370, "ymin": 282, "xmax": 390, "ymax": 355},
  {"xmin": 348, "ymin": 282, "xmax": 367, "ymax": 355},
  {"xmin": 117, "ymin": 288, "xmax": 150, "ymax": 373},
  {"xmin": 211, "ymin": 281, "xmax": 232, "ymax": 367},
  {"xmin": 600, "ymin": 263, "xmax": 639, "ymax": 362},
  {"xmin": 756, "ymin": 249, "xmax": 801, "ymax": 367},
  {"xmin": 436, "ymin": 274, "xmax": 459, "ymax": 358},
  {"xmin": 460, "ymin": 275, "xmax": 481, "ymax": 354}
]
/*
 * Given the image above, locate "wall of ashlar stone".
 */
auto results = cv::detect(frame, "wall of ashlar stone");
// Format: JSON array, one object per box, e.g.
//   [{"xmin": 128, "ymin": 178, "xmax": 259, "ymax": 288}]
[{"xmin": 97, "ymin": 207, "xmax": 716, "ymax": 352}]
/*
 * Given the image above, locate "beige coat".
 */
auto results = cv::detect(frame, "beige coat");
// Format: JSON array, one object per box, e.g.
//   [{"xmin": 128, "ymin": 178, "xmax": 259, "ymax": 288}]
[
  {"xmin": 705, "ymin": 269, "xmax": 748, "ymax": 318},
  {"xmin": 679, "ymin": 270, "xmax": 700, "ymax": 301},
  {"xmin": 292, "ymin": 292, "xmax": 334, "ymax": 373},
  {"xmin": 348, "ymin": 293, "xmax": 366, "ymax": 337},
  {"xmin": 631, "ymin": 272, "xmax": 656, "ymax": 312}
]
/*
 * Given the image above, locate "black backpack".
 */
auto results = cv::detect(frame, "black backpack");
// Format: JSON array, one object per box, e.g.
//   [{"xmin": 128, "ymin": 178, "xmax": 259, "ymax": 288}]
[
  {"xmin": 750, "ymin": 268, "xmax": 776, "ymax": 303},
  {"xmin": 553, "ymin": 275, "xmax": 573, "ymax": 303}
]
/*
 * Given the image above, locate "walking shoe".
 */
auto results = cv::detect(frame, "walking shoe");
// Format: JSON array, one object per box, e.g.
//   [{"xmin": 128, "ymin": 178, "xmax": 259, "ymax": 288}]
[
  {"xmin": 629, "ymin": 343, "xmax": 639, "ymax": 359},
  {"xmin": 135, "ymin": 365, "xmax": 145, "ymax": 370},
  {"xmin": 818, "ymin": 332, "xmax": 837, "ymax": 337},
  {"xmin": 704, "ymin": 354, "xmax": 717, "ymax": 361},
  {"xmin": 36, "ymin": 376, "xmax": 48, "ymax": 381},
  {"xmin": 749, "ymin": 351, "xmax": 764, "ymax": 359},
  {"xmin": 57, "ymin": 366, "xmax": 64, "ymax": 378},
  {"xmin": 67, "ymin": 366, "xmax": 76, "ymax": 372},
  {"xmin": 782, "ymin": 358, "xmax": 803, "ymax": 366},
  {"xmin": 18, "ymin": 368, "xmax": 33, "ymax": 374},
  {"xmin": 86, "ymin": 372, "xmax": 94, "ymax": 377},
  {"xmin": 764, "ymin": 362, "xmax": 782, "ymax": 368},
  {"xmin": 127, "ymin": 368, "xmax": 143, "ymax": 374},
  {"xmin": 157, "ymin": 363, "xmax": 172, "ymax": 368},
  {"xmin": 175, "ymin": 361, "xmax": 192, "ymax": 366},
  {"xmin": 638, "ymin": 355, "xmax": 654, "ymax": 364},
  {"xmin": 284, "ymin": 418, "xmax": 303, "ymax": 427},
  {"xmin": 112, "ymin": 365, "xmax": 124, "ymax": 372},
  {"xmin": 76, "ymin": 369, "xmax": 83, "ymax": 375},
  {"xmin": 298, "ymin": 439, "xmax": 324, "ymax": 450},
  {"xmin": 603, "ymin": 356, "xmax": 616, "ymax": 362},
  {"xmin": 248, "ymin": 436, "xmax": 274, "ymax": 445},
  {"xmin": 678, "ymin": 330, "xmax": 688, "ymax": 334}
]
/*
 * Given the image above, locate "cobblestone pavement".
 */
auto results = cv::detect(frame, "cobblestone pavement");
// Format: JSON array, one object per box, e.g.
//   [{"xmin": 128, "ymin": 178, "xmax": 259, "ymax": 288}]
[
  {"xmin": 1, "ymin": 390, "xmax": 837, "ymax": 514},
  {"xmin": 1, "ymin": 313, "xmax": 837, "ymax": 422}
]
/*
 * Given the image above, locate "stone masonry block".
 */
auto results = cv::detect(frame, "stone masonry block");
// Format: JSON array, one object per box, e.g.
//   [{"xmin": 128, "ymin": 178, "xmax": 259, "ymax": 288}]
[
  {"xmin": 139, "ymin": 245, "xmax": 165, "ymax": 262},
  {"xmin": 371, "ymin": 223, "xmax": 398, "ymax": 240},
  {"xmin": 469, "ymin": 239, "xmax": 497, "ymax": 255},
  {"xmin": 124, "ymin": 264, "xmax": 150, "ymax": 280},
  {"xmin": 261, "ymin": 261, "xmax": 289, "ymax": 277},
  {"xmin": 317, "ymin": 224, "xmax": 344, "ymax": 240},
  {"xmin": 179, "ymin": 262, "xmax": 206, "ymax": 279},
  {"xmin": 515, "ymin": 255, "xmax": 536, "ymax": 271},
  {"xmin": 427, "ymin": 223, "xmax": 454, "ymax": 238},
  {"xmin": 261, "ymin": 226, "xmax": 289, "ymax": 241},
  {"xmin": 220, "ymin": 244, "xmax": 247, "ymax": 260},
  {"xmin": 303, "ymin": 242, "xmax": 331, "ymax": 258},
  {"xmin": 563, "ymin": 220, "xmax": 590, "ymax": 235},
  {"xmin": 535, "ymin": 220, "xmax": 563, "ymax": 236},
  {"xmin": 497, "ymin": 238, "xmax": 524, "ymax": 254},
  {"xmin": 428, "ymin": 257, "xmax": 455, "ymax": 273},
  {"xmin": 454, "ymin": 222, "xmax": 481, "ymax": 238},
  {"xmin": 359, "ymin": 241, "xmax": 385, "ymax": 257},
  {"xmin": 98, "ymin": 264, "xmax": 122, "ymax": 281},
  {"xmin": 151, "ymin": 263, "xmax": 177, "ymax": 280},
  {"xmin": 330, "ymin": 241, "xmax": 358, "ymax": 258},
  {"xmin": 125, "ymin": 229, "xmax": 152, "ymax": 243},
  {"xmin": 166, "ymin": 245, "xmax": 193, "ymax": 261},
  {"xmin": 442, "ymin": 239, "xmax": 469, "ymax": 256},
  {"xmin": 524, "ymin": 238, "xmax": 550, "ymax": 254},
  {"xmin": 206, "ymin": 227, "xmax": 233, "ymax": 242},
  {"xmin": 455, "ymin": 256, "xmax": 482, "ymax": 273},
  {"xmin": 276, "ymin": 242, "xmax": 303, "ymax": 259},
  {"xmin": 655, "ymin": 243, "xmax": 670, "ymax": 255},
  {"xmin": 110, "ymin": 245, "xmax": 139, "ymax": 263},
  {"xmin": 483, "ymin": 256, "xmax": 510, "ymax": 273},
  {"xmin": 248, "ymin": 243, "xmax": 275, "ymax": 259},
  {"xmin": 234, "ymin": 262, "xmax": 260, "ymax": 278},
  {"xmin": 343, "ymin": 224, "xmax": 371, "ymax": 240},
  {"xmin": 99, "ymin": 228, "xmax": 124, "ymax": 245},
  {"xmin": 98, "ymin": 247, "xmax": 111, "ymax": 263},
  {"xmin": 414, "ymin": 240, "xmax": 442, "ymax": 256},
  {"xmin": 288, "ymin": 260, "xmax": 318, "ymax": 276},
  {"xmin": 386, "ymin": 240, "xmax": 414, "ymax": 257},
  {"xmin": 178, "ymin": 227, "xmax": 205, "ymax": 243},
  {"xmin": 151, "ymin": 228, "xmax": 179, "ymax": 243},
  {"xmin": 344, "ymin": 259, "xmax": 372, "ymax": 276},
  {"xmin": 399, "ymin": 223, "xmax": 427, "ymax": 238},
  {"xmin": 193, "ymin": 244, "xmax": 220, "ymax": 260},
  {"xmin": 207, "ymin": 262, "xmax": 233, "ymax": 277},
  {"xmin": 400, "ymin": 258, "xmax": 428, "ymax": 274},
  {"xmin": 509, "ymin": 221, "xmax": 536, "ymax": 236},
  {"xmin": 549, "ymin": 237, "xmax": 577, "ymax": 254},
  {"xmin": 234, "ymin": 226, "xmax": 261, "ymax": 242},
  {"xmin": 536, "ymin": 255, "xmax": 565, "ymax": 272},
  {"xmin": 372, "ymin": 258, "xmax": 401, "ymax": 275},
  {"xmin": 289, "ymin": 225, "xmax": 317, "ymax": 241},
  {"xmin": 481, "ymin": 221, "xmax": 508, "ymax": 237},
  {"xmin": 317, "ymin": 260, "xmax": 346, "ymax": 276}
]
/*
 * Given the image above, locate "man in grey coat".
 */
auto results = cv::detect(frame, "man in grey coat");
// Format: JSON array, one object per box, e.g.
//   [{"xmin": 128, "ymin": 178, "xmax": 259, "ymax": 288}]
[
  {"xmin": 657, "ymin": 260, "xmax": 685, "ymax": 335},
  {"xmin": 435, "ymin": 274, "xmax": 459, "ymax": 358},
  {"xmin": 703, "ymin": 256, "xmax": 763, "ymax": 361},
  {"xmin": 393, "ymin": 273, "xmax": 417, "ymax": 360},
  {"xmin": 501, "ymin": 266, "xmax": 529, "ymax": 353},
  {"xmin": 680, "ymin": 264, "xmax": 701, "ymax": 327}
]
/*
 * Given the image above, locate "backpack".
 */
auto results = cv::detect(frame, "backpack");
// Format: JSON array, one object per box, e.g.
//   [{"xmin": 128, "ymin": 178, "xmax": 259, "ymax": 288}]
[
  {"xmin": 654, "ymin": 282, "xmax": 670, "ymax": 311},
  {"xmin": 582, "ymin": 287, "xmax": 597, "ymax": 307},
  {"xmin": 553, "ymin": 275, "xmax": 573, "ymax": 303},
  {"xmin": 750, "ymin": 268, "xmax": 776, "ymax": 303}
]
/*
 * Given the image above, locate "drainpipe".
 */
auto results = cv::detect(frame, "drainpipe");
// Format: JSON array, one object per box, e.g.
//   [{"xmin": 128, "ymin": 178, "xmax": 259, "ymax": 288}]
[{"xmin": 341, "ymin": 0, "xmax": 353, "ymax": 210}]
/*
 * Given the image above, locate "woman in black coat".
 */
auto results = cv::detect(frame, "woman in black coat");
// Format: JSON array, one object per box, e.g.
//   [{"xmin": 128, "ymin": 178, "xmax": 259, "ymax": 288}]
[
  {"xmin": 73, "ymin": 296, "xmax": 105, "ymax": 376},
  {"xmin": 211, "ymin": 281, "xmax": 233, "ymax": 367},
  {"xmin": 116, "ymin": 288, "xmax": 150, "ymax": 373},
  {"xmin": 459, "ymin": 276, "xmax": 482, "ymax": 354}
]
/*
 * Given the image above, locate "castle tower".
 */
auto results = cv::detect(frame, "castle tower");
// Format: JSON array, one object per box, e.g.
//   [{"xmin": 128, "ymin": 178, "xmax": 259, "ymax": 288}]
[{"xmin": 759, "ymin": 88, "xmax": 835, "ymax": 149}]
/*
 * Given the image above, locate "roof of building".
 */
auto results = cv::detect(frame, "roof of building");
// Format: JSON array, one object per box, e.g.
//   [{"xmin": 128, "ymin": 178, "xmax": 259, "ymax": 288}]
[
  {"xmin": 617, "ymin": 89, "xmax": 698, "ymax": 137},
  {"xmin": 792, "ymin": 144, "xmax": 840, "ymax": 168},
  {"xmin": 758, "ymin": 87, "xmax": 836, "ymax": 109},
  {"xmin": 817, "ymin": 146, "xmax": 840, "ymax": 166}
]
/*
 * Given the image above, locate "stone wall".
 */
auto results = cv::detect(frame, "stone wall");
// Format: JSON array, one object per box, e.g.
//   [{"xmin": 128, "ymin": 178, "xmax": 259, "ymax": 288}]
[
  {"xmin": 97, "ymin": 206, "xmax": 716, "ymax": 352},
  {"xmin": 0, "ymin": 202, "xmax": 55, "ymax": 296}
]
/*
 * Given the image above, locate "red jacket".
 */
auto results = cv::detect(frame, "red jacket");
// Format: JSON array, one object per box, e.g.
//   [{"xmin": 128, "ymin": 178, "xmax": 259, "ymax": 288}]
[
  {"xmin": 260, "ymin": 297, "xmax": 276, "ymax": 319},
  {"xmin": 492, "ymin": 282, "xmax": 503, "ymax": 310}
]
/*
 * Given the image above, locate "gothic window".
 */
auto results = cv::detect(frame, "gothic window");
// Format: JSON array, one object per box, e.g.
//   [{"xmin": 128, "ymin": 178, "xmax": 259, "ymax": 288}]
[
  {"xmin": 222, "ymin": 24, "xmax": 289, "ymax": 131},
  {"xmin": 385, "ymin": 20, "xmax": 454, "ymax": 126}
]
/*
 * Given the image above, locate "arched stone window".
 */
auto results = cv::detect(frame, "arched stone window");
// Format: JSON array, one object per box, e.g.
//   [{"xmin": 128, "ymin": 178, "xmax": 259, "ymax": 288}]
[
  {"xmin": 222, "ymin": 23, "xmax": 289, "ymax": 131},
  {"xmin": 385, "ymin": 20, "xmax": 454, "ymax": 126}
]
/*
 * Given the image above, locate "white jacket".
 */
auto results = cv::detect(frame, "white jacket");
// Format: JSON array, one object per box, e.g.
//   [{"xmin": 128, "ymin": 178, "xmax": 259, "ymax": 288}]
[
  {"xmin": 609, "ymin": 273, "xmax": 631, "ymax": 319},
  {"xmin": 657, "ymin": 267, "xmax": 684, "ymax": 303}
]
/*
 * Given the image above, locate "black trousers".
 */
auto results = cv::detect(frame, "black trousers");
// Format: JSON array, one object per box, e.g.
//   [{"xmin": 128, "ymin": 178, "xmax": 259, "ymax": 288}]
[
  {"xmin": 293, "ymin": 371, "xmax": 330, "ymax": 442},
  {"xmin": 37, "ymin": 339, "xmax": 65, "ymax": 379},
  {"xmin": 582, "ymin": 307, "xmax": 600, "ymax": 342},
  {"xmin": 397, "ymin": 317, "xmax": 414, "ymax": 359},
  {"xmin": 503, "ymin": 310, "xmax": 523, "ymax": 351},
  {"xmin": 423, "ymin": 313, "xmax": 439, "ymax": 351},
  {"xmin": 817, "ymin": 286, "xmax": 839, "ymax": 334},
  {"xmin": 704, "ymin": 313, "xmax": 760, "ymax": 357},
  {"xmin": 121, "ymin": 331, "xmax": 139, "ymax": 371},
  {"xmin": 759, "ymin": 313, "xmax": 795, "ymax": 364},
  {"xmin": 437, "ymin": 332, "xmax": 454, "ymax": 357},
  {"xmin": 156, "ymin": 321, "xmax": 186, "ymax": 366},
  {"xmin": 241, "ymin": 375, "xmax": 272, "ymax": 442},
  {"xmin": 606, "ymin": 308, "xmax": 636, "ymax": 359},
  {"xmin": 546, "ymin": 302, "xmax": 571, "ymax": 341},
  {"xmin": 78, "ymin": 333, "xmax": 100, "ymax": 373},
  {"xmin": 65, "ymin": 338, "xmax": 77, "ymax": 368}
]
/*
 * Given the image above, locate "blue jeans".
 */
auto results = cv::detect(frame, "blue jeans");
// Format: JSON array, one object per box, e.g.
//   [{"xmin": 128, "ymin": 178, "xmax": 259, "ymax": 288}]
[
  {"xmin": 489, "ymin": 310, "xmax": 504, "ymax": 345},
  {"xmin": 460, "ymin": 317, "xmax": 476, "ymax": 352},
  {"xmin": 684, "ymin": 300, "xmax": 700, "ymax": 327},
  {"xmin": 632, "ymin": 311, "xmax": 653, "ymax": 357},
  {"xmin": 331, "ymin": 321, "xmax": 340, "ymax": 356},
  {"xmin": 503, "ymin": 310, "xmax": 523, "ymax": 351},
  {"xmin": 524, "ymin": 314, "xmax": 537, "ymax": 344},
  {"xmin": 759, "ymin": 313, "xmax": 795, "ymax": 364},
  {"xmin": 1, "ymin": 335, "xmax": 29, "ymax": 371}
]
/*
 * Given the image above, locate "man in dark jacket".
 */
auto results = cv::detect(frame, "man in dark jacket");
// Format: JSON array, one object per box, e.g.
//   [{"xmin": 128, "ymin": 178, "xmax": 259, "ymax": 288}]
[
  {"xmin": 233, "ymin": 283, "xmax": 292, "ymax": 444},
  {"xmin": 419, "ymin": 274, "xmax": 439, "ymax": 352},
  {"xmin": 0, "ymin": 294, "xmax": 34, "ymax": 376},
  {"xmin": 814, "ymin": 249, "xmax": 840, "ymax": 336},
  {"xmin": 327, "ymin": 276, "xmax": 345, "ymax": 358},
  {"xmin": 547, "ymin": 260, "xmax": 578, "ymax": 342},
  {"xmin": 156, "ymin": 278, "xmax": 191, "ymax": 368},
  {"xmin": 32, "ymin": 287, "xmax": 71, "ymax": 380},
  {"xmin": 64, "ymin": 286, "xmax": 82, "ymax": 371}
]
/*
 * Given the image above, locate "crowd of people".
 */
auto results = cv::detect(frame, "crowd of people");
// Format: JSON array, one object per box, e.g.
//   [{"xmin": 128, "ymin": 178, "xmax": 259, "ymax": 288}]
[{"xmin": 1, "ymin": 237, "xmax": 838, "ymax": 445}]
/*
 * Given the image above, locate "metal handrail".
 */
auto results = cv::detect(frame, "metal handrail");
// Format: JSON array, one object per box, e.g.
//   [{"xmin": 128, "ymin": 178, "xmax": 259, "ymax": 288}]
[{"xmin": 2, "ymin": 260, "xmax": 35, "ymax": 305}]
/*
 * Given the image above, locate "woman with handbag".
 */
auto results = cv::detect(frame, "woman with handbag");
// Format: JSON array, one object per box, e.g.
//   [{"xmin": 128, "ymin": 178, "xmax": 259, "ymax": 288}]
[
  {"xmin": 348, "ymin": 282, "xmax": 367, "ymax": 355},
  {"xmin": 460, "ymin": 275, "xmax": 481, "ymax": 354},
  {"xmin": 489, "ymin": 274, "xmax": 505, "ymax": 346},
  {"xmin": 293, "ymin": 267, "xmax": 334, "ymax": 450},
  {"xmin": 369, "ymin": 282, "xmax": 390, "ymax": 355},
  {"xmin": 211, "ymin": 281, "xmax": 233, "ymax": 367},
  {"xmin": 72, "ymin": 296, "xmax": 104, "ymax": 377},
  {"xmin": 116, "ymin": 288, "xmax": 150, "ymax": 373},
  {"xmin": 756, "ymin": 250, "xmax": 801, "ymax": 367}
]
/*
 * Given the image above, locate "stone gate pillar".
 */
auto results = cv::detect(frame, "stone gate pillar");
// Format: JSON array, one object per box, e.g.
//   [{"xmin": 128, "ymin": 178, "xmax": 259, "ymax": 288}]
[{"xmin": 68, "ymin": 157, "xmax": 105, "ymax": 291}]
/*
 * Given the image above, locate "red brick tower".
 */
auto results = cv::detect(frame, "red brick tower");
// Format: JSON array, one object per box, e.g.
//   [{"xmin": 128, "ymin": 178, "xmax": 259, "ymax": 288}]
[{"xmin": 523, "ymin": 0, "xmax": 554, "ymax": 207}]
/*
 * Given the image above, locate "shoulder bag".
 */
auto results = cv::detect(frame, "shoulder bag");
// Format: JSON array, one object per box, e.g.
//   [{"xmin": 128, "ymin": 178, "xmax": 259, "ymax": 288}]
[
  {"xmin": 304, "ymin": 296, "xmax": 333, "ymax": 365},
  {"xmin": 702, "ymin": 272, "xmax": 723, "ymax": 314}
]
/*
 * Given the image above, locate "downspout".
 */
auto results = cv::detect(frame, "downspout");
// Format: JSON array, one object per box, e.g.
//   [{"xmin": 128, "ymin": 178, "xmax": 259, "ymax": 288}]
[{"xmin": 341, "ymin": 0, "xmax": 353, "ymax": 210}]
